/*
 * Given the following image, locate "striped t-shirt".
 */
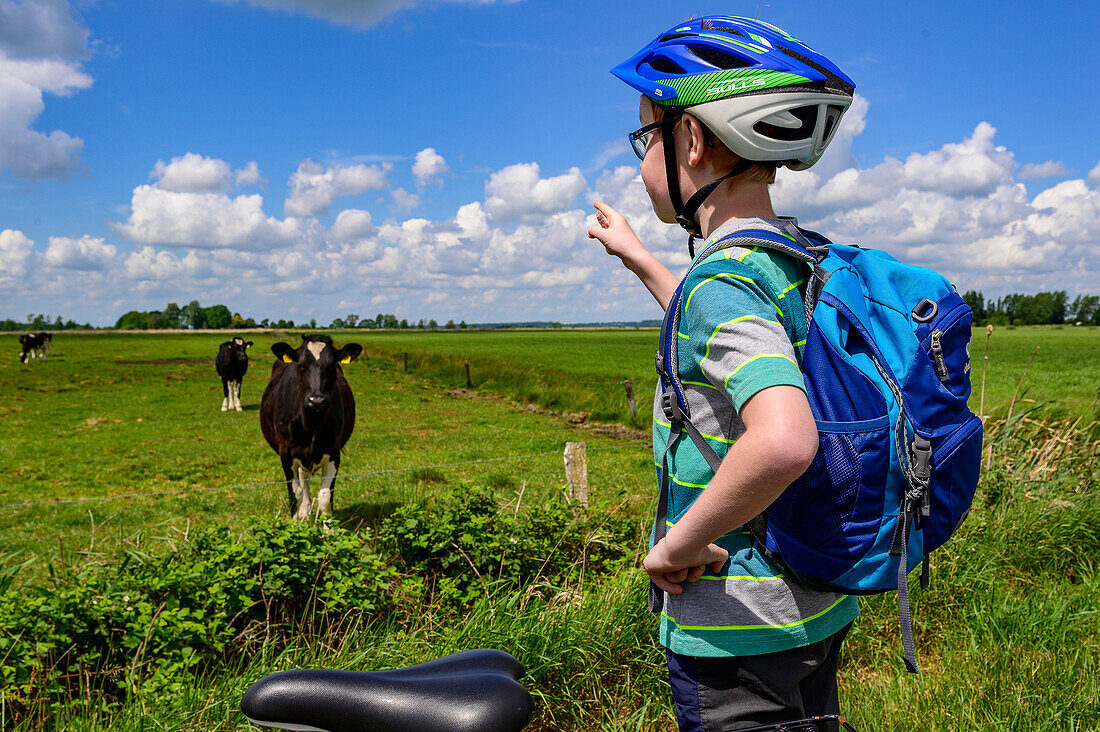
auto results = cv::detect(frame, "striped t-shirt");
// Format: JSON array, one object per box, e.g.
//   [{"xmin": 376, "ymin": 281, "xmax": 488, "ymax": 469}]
[{"xmin": 652, "ymin": 216, "xmax": 858, "ymax": 657}]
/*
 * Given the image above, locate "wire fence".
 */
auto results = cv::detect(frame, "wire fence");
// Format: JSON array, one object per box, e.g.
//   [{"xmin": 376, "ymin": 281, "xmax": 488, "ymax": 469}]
[{"xmin": 1, "ymin": 442, "xmax": 649, "ymax": 510}]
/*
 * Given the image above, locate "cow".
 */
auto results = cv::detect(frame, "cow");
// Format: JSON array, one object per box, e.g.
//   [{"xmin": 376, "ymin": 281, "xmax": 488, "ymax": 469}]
[
  {"xmin": 215, "ymin": 337, "xmax": 253, "ymax": 411},
  {"xmin": 260, "ymin": 334, "xmax": 362, "ymax": 519},
  {"xmin": 18, "ymin": 332, "xmax": 50, "ymax": 363}
]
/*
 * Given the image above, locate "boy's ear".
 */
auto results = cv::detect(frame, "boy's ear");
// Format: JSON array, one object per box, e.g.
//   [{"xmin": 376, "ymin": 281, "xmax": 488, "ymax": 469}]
[
  {"xmin": 271, "ymin": 342, "xmax": 296, "ymax": 363},
  {"xmin": 682, "ymin": 113, "xmax": 710, "ymax": 167},
  {"xmin": 337, "ymin": 343, "xmax": 363, "ymax": 364}
]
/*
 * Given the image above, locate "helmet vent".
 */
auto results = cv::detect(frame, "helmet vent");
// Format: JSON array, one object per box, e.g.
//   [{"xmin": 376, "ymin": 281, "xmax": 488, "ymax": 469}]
[
  {"xmin": 689, "ymin": 46, "xmax": 752, "ymax": 70},
  {"xmin": 777, "ymin": 45, "xmax": 854, "ymax": 96},
  {"xmin": 822, "ymin": 104, "xmax": 845, "ymax": 143},
  {"xmin": 699, "ymin": 22, "xmax": 748, "ymax": 38},
  {"xmin": 753, "ymin": 105, "xmax": 818, "ymax": 141},
  {"xmin": 649, "ymin": 57, "xmax": 686, "ymax": 75},
  {"xmin": 659, "ymin": 32, "xmax": 693, "ymax": 43}
]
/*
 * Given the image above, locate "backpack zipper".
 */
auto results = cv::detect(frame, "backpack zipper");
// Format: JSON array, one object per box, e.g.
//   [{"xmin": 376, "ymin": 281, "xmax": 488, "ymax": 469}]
[{"xmin": 930, "ymin": 330, "xmax": 949, "ymax": 382}]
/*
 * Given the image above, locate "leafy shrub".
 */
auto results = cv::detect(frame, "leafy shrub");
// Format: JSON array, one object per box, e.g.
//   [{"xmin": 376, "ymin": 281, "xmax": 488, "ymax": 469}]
[
  {"xmin": 378, "ymin": 486, "xmax": 640, "ymax": 611},
  {"xmin": 0, "ymin": 517, "xmax": 395, "ymax": 719}
]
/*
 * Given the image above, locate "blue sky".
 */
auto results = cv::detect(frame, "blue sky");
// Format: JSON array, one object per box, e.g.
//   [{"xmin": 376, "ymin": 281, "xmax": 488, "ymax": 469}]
[{"xmin": 2, "ymin": 0, "xmax": 1099, "ymax": 326}]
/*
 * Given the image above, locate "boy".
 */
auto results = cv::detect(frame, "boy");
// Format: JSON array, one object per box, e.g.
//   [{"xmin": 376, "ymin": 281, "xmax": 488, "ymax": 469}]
[{"xmin": 588, "ymin": 16, "xmax": 859, "ymax": 731}]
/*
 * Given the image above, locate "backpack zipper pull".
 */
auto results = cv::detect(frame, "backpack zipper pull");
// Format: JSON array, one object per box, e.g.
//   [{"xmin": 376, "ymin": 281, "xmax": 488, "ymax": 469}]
[{"xmin": 930, "ymin": 330, "xmax": 949, "ymax": 382}]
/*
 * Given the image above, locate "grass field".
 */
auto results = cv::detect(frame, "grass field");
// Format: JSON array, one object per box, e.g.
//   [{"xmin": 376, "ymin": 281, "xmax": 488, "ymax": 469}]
[{"xmin": 1, "ymin": 327, "xmax": 1097, "ymax": 730}]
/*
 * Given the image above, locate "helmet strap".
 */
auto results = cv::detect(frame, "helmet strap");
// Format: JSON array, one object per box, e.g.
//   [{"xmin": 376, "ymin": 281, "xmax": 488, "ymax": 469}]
[{"xmin": 660, "ymin": 110, "xmax": 754, "ymax": 257}]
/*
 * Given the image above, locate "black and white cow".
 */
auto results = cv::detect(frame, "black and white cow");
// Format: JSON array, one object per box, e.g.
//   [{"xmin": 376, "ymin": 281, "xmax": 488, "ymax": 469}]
[
  {"xmin": 260, "ymin": 334, "xmax": 362, "ymax": 519},
  {"xmin": 18, "ymin": 332, "xmax": 50, "ymax": 363},
  {"xmin": 215, "ymin": 337, "xmax": 253, "ymax": 411}
]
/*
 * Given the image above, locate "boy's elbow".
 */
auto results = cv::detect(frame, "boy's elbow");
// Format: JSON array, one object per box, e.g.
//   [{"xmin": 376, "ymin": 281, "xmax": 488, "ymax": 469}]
[{"xmin": 768, "ymin": 415, "xmax": 819, "ymax": 484}]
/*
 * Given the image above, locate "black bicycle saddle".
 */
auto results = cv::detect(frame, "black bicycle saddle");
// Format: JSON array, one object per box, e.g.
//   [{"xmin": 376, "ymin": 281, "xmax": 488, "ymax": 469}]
[{"xmin": 241, "ymin": 648, "xmax": 533, "ymax": 732}]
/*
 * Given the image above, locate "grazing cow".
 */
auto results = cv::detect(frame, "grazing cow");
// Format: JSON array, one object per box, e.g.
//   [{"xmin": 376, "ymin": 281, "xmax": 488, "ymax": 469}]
[
  {"xmin": 260, "ymin": 334, "xmax": 362, "ymax": 519},
  {"xmin": 18, "ymin": 332, "xmax": 50, "ymax": 363},
  {"xmin": 215, "ymin": 337, "xmax": 253, "ymax": 411}
]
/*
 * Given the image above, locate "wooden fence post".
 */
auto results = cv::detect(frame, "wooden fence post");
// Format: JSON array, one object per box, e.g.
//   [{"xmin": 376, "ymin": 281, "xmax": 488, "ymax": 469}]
[
  {"xmin": 564, "ymin": 442, "xmax": 588, "ymax": 510},
  {"xmin": 464, "ymin": 360, "xmax": 472, "ymax": 388},
  {"xmin": 622, "ymin": 379, "xmax": 636, "ymax": 420}
]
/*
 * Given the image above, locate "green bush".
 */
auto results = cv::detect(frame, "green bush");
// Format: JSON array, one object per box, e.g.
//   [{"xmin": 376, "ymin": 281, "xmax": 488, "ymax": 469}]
[
  {"xmin": 379, "ymin": 486, "xmax": 641, "ymax": 610},
  {"xmin": 0, "ymin": 518, "xmax": 395, "ymax": 717}
]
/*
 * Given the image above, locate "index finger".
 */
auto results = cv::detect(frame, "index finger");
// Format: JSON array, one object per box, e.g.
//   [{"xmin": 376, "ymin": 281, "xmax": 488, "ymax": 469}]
[{"xmin": 592, "ymin": 200, "xmax": 616, "ymax": 220}]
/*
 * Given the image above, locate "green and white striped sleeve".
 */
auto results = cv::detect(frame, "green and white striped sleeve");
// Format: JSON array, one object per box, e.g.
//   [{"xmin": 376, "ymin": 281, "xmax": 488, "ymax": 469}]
[{"xmin": 680, "ymin": 261, "xmax": 805, "ymax": 413}]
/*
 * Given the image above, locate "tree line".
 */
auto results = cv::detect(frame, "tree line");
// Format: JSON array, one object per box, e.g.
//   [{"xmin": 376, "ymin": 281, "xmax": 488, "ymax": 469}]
[
  {"xmin": 10, "ymin": 292, "xmax": 1095, "ymax": 333},
  {"xmin": 113, "ymin": 302, "xmax": 472, "ymax": 330},
  {"xmin": 961, "ymin": 291, "xmax": 1099, "ymax": 326}
]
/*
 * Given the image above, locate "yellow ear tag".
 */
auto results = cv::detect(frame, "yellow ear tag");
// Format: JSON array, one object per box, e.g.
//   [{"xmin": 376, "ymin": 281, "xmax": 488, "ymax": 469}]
[
  {"xmin": 339, "ymin": 355, "xmax": 352, "ymax": 364},
  {"xmin": 246, "ymin": 344, "xmax": 252, "ymax": 349},
  {"xmin": 282, "ymin": 355, "xmax": 294, "ymax": 363}
]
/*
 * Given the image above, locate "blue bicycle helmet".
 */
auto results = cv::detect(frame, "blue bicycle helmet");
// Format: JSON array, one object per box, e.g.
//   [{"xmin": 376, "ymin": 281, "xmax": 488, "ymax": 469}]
[{"xmin": 612, "ymin": 16, "xmax": 855, "ymax": 171}]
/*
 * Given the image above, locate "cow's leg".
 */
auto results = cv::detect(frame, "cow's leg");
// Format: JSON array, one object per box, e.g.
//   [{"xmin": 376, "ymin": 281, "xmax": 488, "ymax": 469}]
[
  {"xmin": 316, "ymin": 455, "xmax": 338, "ymax": 517},
  {"xmin": 293, "ymin": 460, "xmax": 314, "ymax": 520},
  {"xmin": 281, "ymin": 455, "xmax": 297, "ymax": 515},
  {"xmin": 221, "ymin": 378, "xmax": 230, "ymax": 411},
  {"xmin": 234, "ymin": 380, "xmax": 243, "ymax": 411}
]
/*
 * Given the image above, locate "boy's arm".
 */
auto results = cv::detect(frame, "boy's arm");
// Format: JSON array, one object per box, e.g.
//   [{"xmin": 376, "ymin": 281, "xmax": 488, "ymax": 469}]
[
  {"xmin": 644, "ymin": 384, "xmax": 818, "ymax": 593},
  {"xmin": 588, "ymin": 200, "xmax": 679, "ymax": 310}
]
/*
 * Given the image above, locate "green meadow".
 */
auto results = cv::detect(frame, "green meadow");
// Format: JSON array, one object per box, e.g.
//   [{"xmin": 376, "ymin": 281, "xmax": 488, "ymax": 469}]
[{"xmin": 0, "ymin": 327, "xmax": 1097, "ymax": 730}]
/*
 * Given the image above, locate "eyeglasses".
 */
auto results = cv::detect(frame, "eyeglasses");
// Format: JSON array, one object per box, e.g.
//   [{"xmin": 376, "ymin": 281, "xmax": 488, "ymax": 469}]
[
  {"xmin": 628, "ymin": 121, "xmax": 662, "ymax": 160},
  {"xmin": 627, "ymin": 113, "xmax": 682, "ymax": 160}
]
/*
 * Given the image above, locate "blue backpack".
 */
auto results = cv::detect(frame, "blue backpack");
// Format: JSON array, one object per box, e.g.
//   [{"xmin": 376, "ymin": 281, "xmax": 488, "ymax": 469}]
[{"xmin": 653, "ymin": 222, "xmax": 983, "ymax": 673}]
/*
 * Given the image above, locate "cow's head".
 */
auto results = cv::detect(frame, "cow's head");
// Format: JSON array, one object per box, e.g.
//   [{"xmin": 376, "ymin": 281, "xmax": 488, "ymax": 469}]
[
  {"xmin": 18, "ymin": 334, "xmax": 33, "ymax": 363},
  {"xmin": 225, "ymin": 337, "xmax": 253, "ymax": 357},
  {"xmin": 271, "ymin": 335, "xmax": 362, "ymax": 413}
]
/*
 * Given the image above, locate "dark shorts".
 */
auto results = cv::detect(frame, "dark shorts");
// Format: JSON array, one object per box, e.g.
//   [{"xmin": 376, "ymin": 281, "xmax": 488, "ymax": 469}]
[{"xmin": 665, "ymin": 624, "xmax": 852, "ymax": 732}]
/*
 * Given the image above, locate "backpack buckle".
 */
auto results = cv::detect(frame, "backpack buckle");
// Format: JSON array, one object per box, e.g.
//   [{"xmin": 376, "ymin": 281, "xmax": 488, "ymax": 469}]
[
  {"xmin": 661, "ymin": 390, "xmax": 684, "ymax": 423},
  {"xmin": 911, "ymin": 436, "xmax": 932, "ymax": 481}
]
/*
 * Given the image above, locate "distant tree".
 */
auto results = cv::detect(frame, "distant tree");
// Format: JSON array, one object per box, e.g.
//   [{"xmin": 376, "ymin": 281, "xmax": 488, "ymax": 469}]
[
  {"xmin": 445, "ymin": 319, "xmax": 455, "ymax": 330},
  {"xmin": 204, "ymin": 304, "xmax": 232, "ymax": 329},
  {"xmin": 459, "ymin": 320, "xmax": 467, "ymax": 329},
  {"xmin": 115, "ymin": 311, "xmax": 143, "ymax": 329},
  {"xmin": 417, "ymin": 319, "xmax": 425, "ymax": 329},
  {"xmin": 182, "ymin": 300, "xmax": 205, "ymax": 329},
  {"xmin": 552, "ymin": 321, "xmax": 563, "ymax": 329},
  {"xmin": 961, "ymin": 291, "xmax": 985, "ymax": 322},
  {"xmin": 345, "ymin": 314, "xmax": 360, "ymax": 328},
  {"xmin": 309, "ymin": 318, "xmax": 317, "ymax": 329},
  {"xmin": 260, "ymin": 318, "xmax": 270, "ymax": 328},
  {"xmin": 330, "ymin": 317, "xmax": 346, "ymax": 329},
  {"xmin": 375, "ymin": 313, "xmax": 385, "ymax": 328},
  {"xmin": 163, "ymin": 302, "xmax": 182, "ymax": 329},
  {"xmin": 399, "ymin": 319, "xmax": 409, "ymax": 329},
  {"xmin": 1070, "ymin": 294, "xmax": 1099, "ymax": 324},
  {"xmin": 428, "ymin": 319, "xmax": 438, "ymax": 329}
]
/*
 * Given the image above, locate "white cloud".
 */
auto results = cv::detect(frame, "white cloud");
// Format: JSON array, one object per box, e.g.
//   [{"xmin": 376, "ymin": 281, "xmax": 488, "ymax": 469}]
[
  {"xmin": 391, "ymin": 187, "xmax": 421, "ymax": 211},
  {"xmin": 284, "ymin": 158, "xmax": 391, "ymax": 217},
  {"xmin": 1019, "ymin": 161, "xmax": 1070, "ymax": 181},
  {"xmin": 152, "ymin": 153, "xmax": 233, "ymax": 193},
  {"xmin": 412, "ymin": 147, "xmax": 448, "ymax": 186},
  {"xmin": 211, "ymin": 0, "xmax": 520, "ymax": 29},
  {"xmin": 235, "ymin": 160, "xmax": 265, "ymax": 186},
  {"xmin": 42, "ymin": 235, "xmax": 115, "ymax": 270},
  {"xmin": 330, "ymin": 209, "xmax": 373, "ymax": 241},
  {"xmin": 0, "ymin": 0, "xmax": 89, "ymax": 60},
  {"xmin": 0, "ymin": 0, "xmax": 91, "ymax": 181},
  {"xmin": 0, "ymin": 229, "xmax": 35, "ymax": 287},
  {"xmin": 1088, "ymin": 160, "xmax": 1100, "ymax": 186},
  {"xmin": 0, "ymin": 58, "xmax": 88, "ymax": 180},
  {"xmin": 113, "ymin": 185, "xmax": 311, "ymax": 250},
  {"xmin": 484, "ymin": 163, "xmax": 586, "ymax": 222}
]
